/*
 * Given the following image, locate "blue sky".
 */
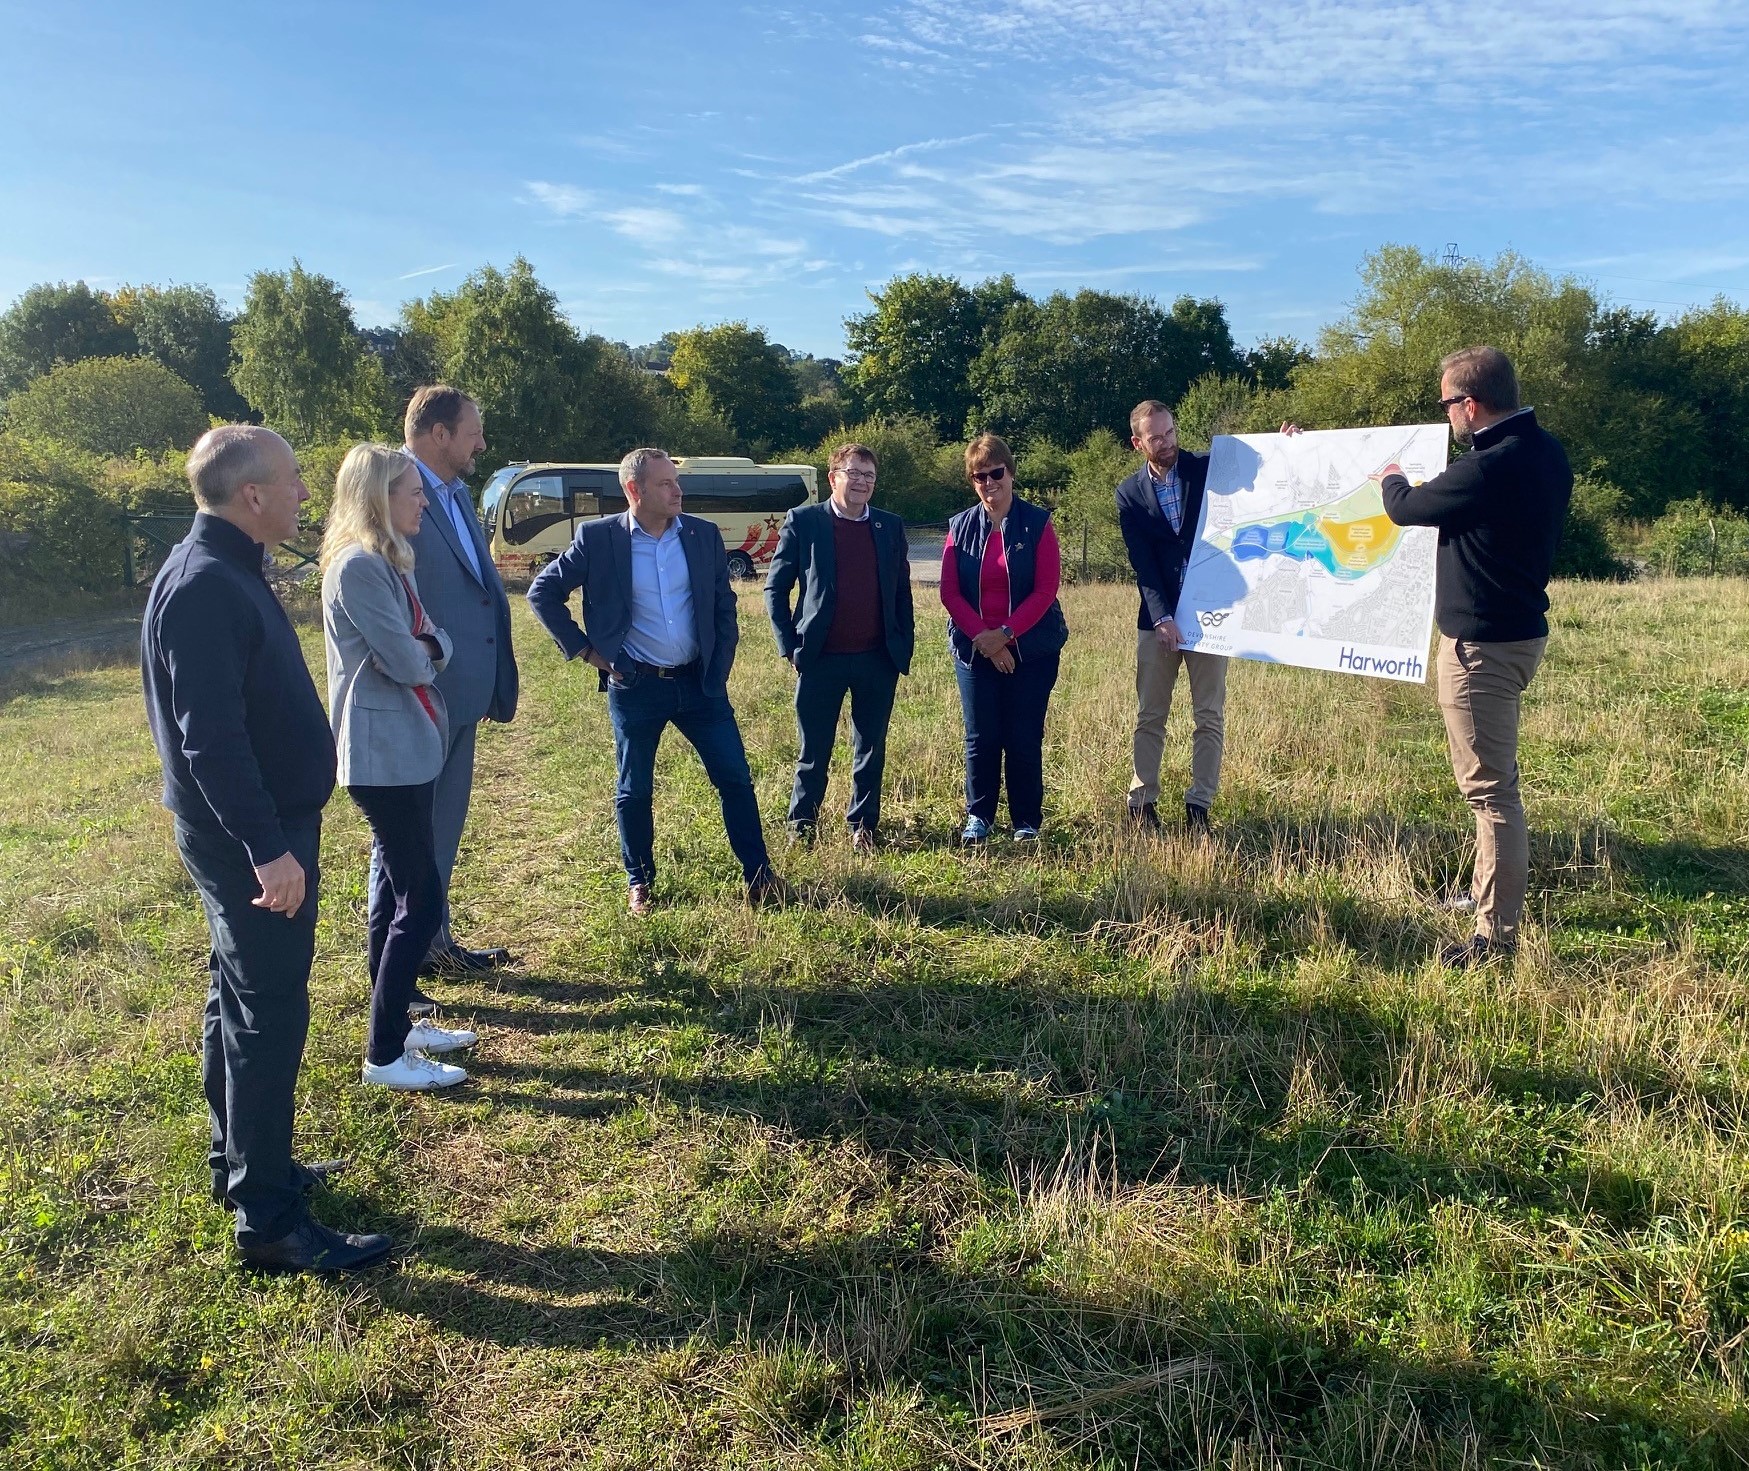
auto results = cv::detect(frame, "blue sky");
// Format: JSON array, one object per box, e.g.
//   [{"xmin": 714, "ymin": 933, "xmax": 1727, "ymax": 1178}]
[{"xmin": 4, "ymin": 0, "xmax": 1748, "ymax": 357}]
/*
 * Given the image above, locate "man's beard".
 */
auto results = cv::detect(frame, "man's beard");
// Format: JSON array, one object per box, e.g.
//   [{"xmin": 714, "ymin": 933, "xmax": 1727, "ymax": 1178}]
[{"xmin": 1452, "ymin": 422, "xmax": 1474, "ymax": 447}]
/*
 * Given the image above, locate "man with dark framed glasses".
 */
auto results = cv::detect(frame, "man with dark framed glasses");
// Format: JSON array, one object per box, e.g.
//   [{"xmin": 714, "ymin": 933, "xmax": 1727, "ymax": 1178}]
[
  {"xmin": 1380, "ymin": 346, "xmax": 1572, "ymax": 967},
  {"xmin": 764, "ymin": 442, "xmax": 915, "ymax": 849}
]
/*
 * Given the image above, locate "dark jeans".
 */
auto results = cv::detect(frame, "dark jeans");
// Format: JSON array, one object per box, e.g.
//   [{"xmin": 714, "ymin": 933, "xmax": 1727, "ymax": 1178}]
[
  {"xmin": 608, "ymin": 666, "xmax": 771, "ymax": 887},
  {"xmin": 174, "ymin": 815, "xmax": 320, "ymax": 1248},
  {"xmin": 369, "ymin": 717, "xmax": 475, "ymax": 959},
  {"xmin": 789, "ymin": 650, "xmax": 900, "ymax": 832},
  {"xmin": 349, "ymin": 782, "xmax": 442, "ymax": 1065},
  {"xmin": 953, "ymin": 649, "xmax": 1060, "ymax": 830}
]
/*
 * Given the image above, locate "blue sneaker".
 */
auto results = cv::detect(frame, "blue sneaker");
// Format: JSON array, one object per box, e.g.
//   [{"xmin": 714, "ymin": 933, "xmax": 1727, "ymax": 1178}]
[
  {"xmin": 960, "ymin": 815, "xmax": 991, "ymax": 845},
  {"xmin": 1013, "ymin": 826, "xmax": 1039, "ymax": 843}
]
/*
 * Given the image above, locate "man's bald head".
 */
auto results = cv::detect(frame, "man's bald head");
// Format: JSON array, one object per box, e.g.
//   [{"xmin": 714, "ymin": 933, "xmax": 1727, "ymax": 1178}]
[{"xmin": 186, "ymin": 425, "xmax": 293, "ymax": 510}]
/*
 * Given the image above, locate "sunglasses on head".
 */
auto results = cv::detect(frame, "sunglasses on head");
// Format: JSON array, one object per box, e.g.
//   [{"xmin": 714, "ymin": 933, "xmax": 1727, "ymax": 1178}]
[{"xmin": 970, "ymin": 466, "xmax": 1008, "ymax": 484}]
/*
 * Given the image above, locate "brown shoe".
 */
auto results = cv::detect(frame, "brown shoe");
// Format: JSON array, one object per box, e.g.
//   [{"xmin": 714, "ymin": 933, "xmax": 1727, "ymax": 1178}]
[
  {"xmin": 745, "ymin": 872, "xmax": 793, "ymax": 907},
  {"xmin": 849, "ymin": 827, "xmax": 877, "ymax": 853},
  {"xmin": 627, "ymin": 882, "xmax": 654, "ymax": 916}
]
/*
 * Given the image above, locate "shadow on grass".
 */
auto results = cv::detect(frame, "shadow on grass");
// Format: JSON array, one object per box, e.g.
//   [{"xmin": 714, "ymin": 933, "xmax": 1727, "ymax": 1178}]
[
  {"xmin": 376, "ymin": 1217, "xmax": 1748, "ymax": 1467},
  {"xmin": 460, "ymin": 962, "xmax": 1722, "ymax": 1231}
]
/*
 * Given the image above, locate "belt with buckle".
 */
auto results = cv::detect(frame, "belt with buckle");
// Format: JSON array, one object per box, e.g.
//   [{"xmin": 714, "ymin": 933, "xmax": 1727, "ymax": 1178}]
[{"xmin": 627, "ymin": 658, "xmax": 700, "ymax": 680}]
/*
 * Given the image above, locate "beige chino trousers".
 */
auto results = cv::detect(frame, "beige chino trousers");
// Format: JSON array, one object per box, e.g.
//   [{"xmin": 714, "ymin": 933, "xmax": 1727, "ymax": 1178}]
[
  {"xmin": 1436, "ymin": 634, "xmax": 1547, "ymax": 944},
  {"xmin": 1130, "ymin": 630, "xmax": 1227, "ymax": 811}
]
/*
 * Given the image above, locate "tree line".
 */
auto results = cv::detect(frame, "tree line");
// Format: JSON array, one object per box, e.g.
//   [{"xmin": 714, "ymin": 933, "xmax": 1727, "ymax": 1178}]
[{"xmin": 2, "ymin": 246, "xmax": 1748, "ymax": 598}]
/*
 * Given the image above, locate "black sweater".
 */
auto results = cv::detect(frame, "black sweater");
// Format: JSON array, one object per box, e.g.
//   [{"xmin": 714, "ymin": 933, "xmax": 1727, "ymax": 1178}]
[
  {"xmin": 141, "ymin": 513, "xmax": 336, "ymax": 867},
  {"xmin": 1380, "ymin": 408, "xmax": 1571, "ymax": 642}
]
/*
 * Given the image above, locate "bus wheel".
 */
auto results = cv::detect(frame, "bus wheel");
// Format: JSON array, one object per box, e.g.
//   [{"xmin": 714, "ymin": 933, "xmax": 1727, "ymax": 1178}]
[{"xmin": 726, "ymin": 550, "xmax": 757, "ymax": 581}]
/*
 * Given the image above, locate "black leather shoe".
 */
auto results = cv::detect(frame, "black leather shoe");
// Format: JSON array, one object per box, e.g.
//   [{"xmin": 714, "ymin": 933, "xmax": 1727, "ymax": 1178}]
[
  {"xmin": 407, "ymin": 988, "xmax": 437, "ymax": 1017},
  {"xmin": 420, "ymin": 943, "xmax": 513, "ymax": 978},
  {"xmin": 239, "ymin": 1219, "xmax": 393, "ymax": 1274},
  {"xmin": 1127, "ymin": 802, "xmax": 1160, "ymax": 831},
  {"xmin": 1184, "ymin": 802, "xmax": 1213, "ymax": 837},
  {"xmin": 214, "ymin": 1157, "xmax": 350, "ymax": 1210}
]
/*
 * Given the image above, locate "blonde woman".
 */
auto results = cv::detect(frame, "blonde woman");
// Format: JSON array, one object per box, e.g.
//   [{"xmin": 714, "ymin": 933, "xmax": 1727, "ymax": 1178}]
[{"xmin": 321, "ymin": 445, "xmax": 475, "ymax": 1090}]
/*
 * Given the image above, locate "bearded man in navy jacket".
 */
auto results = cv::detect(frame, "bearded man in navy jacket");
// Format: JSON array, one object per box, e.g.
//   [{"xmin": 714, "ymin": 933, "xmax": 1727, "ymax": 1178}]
[{"xmin": 1115, "ymin": 399, "xmax": 1226, "ymax": 835}]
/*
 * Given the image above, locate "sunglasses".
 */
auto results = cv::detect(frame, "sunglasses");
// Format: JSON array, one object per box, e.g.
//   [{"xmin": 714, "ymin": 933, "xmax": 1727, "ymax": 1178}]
[
  {"xmin": 970, "ymin": 466, "xmax": 1009, "ymax": 485},
  {"xmin": 1438, "ymin": 393, "xmax": 1472, "ymax": 409}
]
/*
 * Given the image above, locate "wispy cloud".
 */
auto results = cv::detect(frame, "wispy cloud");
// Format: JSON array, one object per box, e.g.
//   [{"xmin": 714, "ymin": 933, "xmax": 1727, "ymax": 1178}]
[
  {"xmin": 654, "ymin": 183, "xmax": 707, "ymax": 196},
  {"xmin": 791, "ymin": 133, "xmax": 989, "ymax": 185},
  {"xmin": 397, "ymin": 263, "xmax": 456, "ymax": 280},
  {"xmin": 523, "ymin": 181, "xmax": 595, "ymax": 218}
]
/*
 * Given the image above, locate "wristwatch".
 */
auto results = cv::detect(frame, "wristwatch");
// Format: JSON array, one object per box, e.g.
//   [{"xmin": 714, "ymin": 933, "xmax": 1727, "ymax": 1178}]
[{"xmin": 999, "ymin": 624, "xmax": 1015, "ymax": 641}]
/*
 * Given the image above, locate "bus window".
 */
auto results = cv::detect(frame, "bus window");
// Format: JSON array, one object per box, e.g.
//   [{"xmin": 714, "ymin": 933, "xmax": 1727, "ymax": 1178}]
[
  {"xmin": 565, "ymin": 471, "xmax": 624, "ymax": 520},
  {"xmin": 678, "ymin": 473, "xmax": 810, "ymax": 514},
  {"xmin": 502, "ymin": 474, "xmax": 569, "ymax": 545}
]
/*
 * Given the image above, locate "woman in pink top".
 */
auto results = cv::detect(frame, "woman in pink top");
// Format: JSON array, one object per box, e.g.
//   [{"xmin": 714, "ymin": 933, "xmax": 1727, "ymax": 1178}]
[{"xmin": 939, "ymin": 434, "xmax": 1069, "ymax": 844}]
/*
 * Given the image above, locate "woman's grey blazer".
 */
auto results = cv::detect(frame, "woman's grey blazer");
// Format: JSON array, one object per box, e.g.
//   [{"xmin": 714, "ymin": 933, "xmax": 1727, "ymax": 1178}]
[{"xmin": 321, "ymin": 543, "xmax": 453, "ymax": 788}]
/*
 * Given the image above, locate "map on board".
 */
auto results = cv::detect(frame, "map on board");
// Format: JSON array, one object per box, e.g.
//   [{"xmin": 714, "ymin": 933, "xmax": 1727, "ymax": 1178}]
[{"xmin": 1173, "ymin": 424, "xmax": 1448, "ymax": 683}]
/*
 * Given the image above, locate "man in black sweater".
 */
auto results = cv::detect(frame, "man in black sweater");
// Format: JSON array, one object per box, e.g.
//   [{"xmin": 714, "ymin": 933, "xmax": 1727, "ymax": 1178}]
[
  {"xmin": 142, "ymin": 425, "xmax": 390, "ymax": 1272},
  {"xmin": 1380, "ymin": 346, "xmax": 1572, "ymax": 967}
]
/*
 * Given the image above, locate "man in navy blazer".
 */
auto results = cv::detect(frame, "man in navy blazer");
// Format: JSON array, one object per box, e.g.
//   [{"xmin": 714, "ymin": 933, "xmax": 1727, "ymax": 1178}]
[
  {"xmin": 1116, "ymin": 399, "xmax": 1227, "ymax": 834},
  {"xmin": 401, "ymin": 386, "xmax": 519, "ymax": 981},
  {"xmin": 764, "ymin": 442, "xmax": 914, "ymax": 848},
  {"xmin": 528, "ymin": 447, "xmax": 785, "ymax": 913}
]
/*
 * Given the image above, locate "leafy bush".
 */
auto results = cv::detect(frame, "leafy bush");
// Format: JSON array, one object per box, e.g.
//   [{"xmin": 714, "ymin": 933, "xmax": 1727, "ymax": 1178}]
[
  {"xmin": 1050, "ymin": 428, "xmax": 1136, "ymax": 581},
  {"xmin": 1554, "ymin": 475, "xmax": 1633, "ymax": 580},
  {"xmin": 3, "ymin": 356, "xmax": 207, "ymax": 457},
  {"xmin": 806, "ymin": 415, "xmax": 964, "ymax": 523},
  {"xmin": 1642, "ymin": 499, "xmax": 1749, "ymax": 576}
]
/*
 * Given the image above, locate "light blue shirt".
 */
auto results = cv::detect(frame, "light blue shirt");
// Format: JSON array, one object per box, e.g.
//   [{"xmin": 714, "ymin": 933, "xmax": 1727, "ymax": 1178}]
[
  {"xmin": 622, "ymin": 513, "xmax": 699, "ymax": 668},
  {"xmin": 409, "ymin": 452, "xmax": 483, "ymax": 582}
]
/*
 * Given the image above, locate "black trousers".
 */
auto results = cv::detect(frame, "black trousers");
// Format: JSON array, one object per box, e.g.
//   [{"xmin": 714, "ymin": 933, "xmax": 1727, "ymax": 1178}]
[
  {"xmin": 788, "ymin": 649, "xmax": 901, "ymax": 832},
  {"xmin": 174, "ymin": 816, "xmax": 320, "ymax": 1247},
  {"xmin": 349, "ymin": 782, "xmax": 442, "ymax": 1066}
]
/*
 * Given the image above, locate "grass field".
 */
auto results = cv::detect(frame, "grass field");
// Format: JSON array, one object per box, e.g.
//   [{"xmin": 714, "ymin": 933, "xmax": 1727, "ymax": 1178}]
[{"xmin": 2, "ymin": 578, "xmax": 1748, "ymax": 1470}]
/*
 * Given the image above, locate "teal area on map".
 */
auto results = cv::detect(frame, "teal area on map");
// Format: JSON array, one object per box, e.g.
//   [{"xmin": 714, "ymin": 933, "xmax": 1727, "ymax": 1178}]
[{"xmin": 1218, "ymin": 466, "xmax": 1406, "ymax": 582}]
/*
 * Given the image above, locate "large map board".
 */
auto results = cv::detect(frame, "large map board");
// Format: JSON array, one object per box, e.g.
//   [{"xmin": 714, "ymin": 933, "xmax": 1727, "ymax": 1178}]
[{"xmin": 1173, "ymin": 425, "xmax": 1448, "ymax": 683}]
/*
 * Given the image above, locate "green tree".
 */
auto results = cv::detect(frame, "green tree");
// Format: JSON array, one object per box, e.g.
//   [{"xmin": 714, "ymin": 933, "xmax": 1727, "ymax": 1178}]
[
  {"xmin": 668, "ymin": 322, "xmax": 801, "ymax": 453},
  {"xmin": 1049, "ymin": 429, "xmax": 1136, "ymax": 581},
  {"xmin": 1668, "ymin": 298, "xmax": 1749, "ymax": 512},
  {"xmin": 970, "ymin": 290, "xmax": 1242, "ymax": 448},
  {"xmin": 1283, "ymin": 246, "xmax": 1699, "ymax": 517},
  {"xmin": 111, "ymin": 283, "xmax": 247, "ymax": 419},
  {"xmin": 0, "ymin": 281, "xmax": 135, "ymax": 398},
  {"xmin": 1244, "ymin": 335, "xmax": 1312, "ymax": 391},
  {"xmin": 844, "ymin": 274, "xmax": 1017, "ymax": 439},
  {"xmin": 231, "ymin": 262, "xmax": 380, "ymax": 443},
  {"xmin": 408, "ymin": 258, "xmax": 658, "ymax": 467},
  {"xmin": 3, "ymin": 356, "xmax": 207, "ymax": 457}
]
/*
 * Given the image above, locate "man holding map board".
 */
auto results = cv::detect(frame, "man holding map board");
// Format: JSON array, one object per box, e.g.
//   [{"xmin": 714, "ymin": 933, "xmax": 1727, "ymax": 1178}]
[
  {"xmin": 1116, "ymin": 400, "xmax": 1226, "ymax": 835},
  {"xmin": 1378, "ymin": 346, "xmax": 1572, "ymax": 968}
]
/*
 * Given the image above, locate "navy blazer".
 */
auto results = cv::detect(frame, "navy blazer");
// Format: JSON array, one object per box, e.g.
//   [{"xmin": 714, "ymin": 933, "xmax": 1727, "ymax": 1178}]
[
  {"xmin": 763, "ymin": 501, "xmax": 915, "ymax": 674},
  {"xmin": 1115, "ymin": 451, "xmax": 1210, "ymax": 631},
  {"xmin": 527, "ymin": 511, "xmax": 740, "ymax": 697}
]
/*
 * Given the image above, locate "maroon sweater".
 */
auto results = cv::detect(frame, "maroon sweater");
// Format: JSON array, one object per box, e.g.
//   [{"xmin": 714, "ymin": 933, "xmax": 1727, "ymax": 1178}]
[{"xmin": 822, "ymin": 513, "xmax": 883, "ymax": 655}]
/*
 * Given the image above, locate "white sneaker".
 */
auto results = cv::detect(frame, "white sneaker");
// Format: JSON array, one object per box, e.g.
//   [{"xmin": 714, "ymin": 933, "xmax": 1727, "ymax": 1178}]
[
  {"xmin": 362, "ymin": 1051, "xmax": 467, "ymax": 1091},
  {"xmin": 405, "ymin": 1020, "xmax": 477, "ymax": 1054}
]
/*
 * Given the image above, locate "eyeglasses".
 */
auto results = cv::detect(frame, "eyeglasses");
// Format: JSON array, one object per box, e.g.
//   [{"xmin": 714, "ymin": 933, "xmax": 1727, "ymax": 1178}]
[
  {"xmin": 970, "ymin": 466, "xmax": 1009, "ymax": 485},
  {"xmin": 835, "ymin": 468, "xmax": 876, "ymax": 483},
  {"xmin": 1438, "ymin": 393, "xmax": 1472, "ymax": 410}
]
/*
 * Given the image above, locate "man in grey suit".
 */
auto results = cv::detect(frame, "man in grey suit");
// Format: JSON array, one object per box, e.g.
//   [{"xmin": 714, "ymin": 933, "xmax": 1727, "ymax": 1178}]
[
  {"xmin": 527, "ymin": 447, "xmax": 786, "ymax": 916},
  {"xmin": 400, "ymin": 385, "xmax": 519, "ymax": 978}
]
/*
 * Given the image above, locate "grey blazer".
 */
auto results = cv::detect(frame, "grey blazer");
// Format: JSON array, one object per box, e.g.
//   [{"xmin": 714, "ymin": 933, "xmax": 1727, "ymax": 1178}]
[
  {"xmin": 322, "ymin": 544, "xmax": 454, "ymax": 788},
  {"xmin": 403, "ymin": 454, "xmax": 519, "ymax": 729}
]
